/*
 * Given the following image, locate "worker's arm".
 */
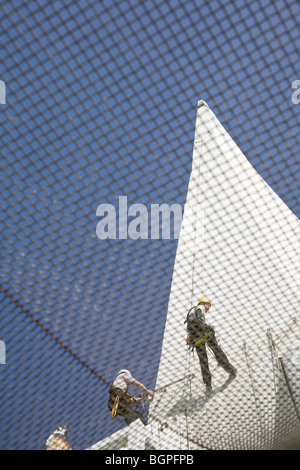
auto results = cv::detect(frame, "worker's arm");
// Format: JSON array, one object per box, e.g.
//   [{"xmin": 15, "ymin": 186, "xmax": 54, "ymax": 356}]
[{"xmin": 132, "ymin": 379, "xmax": 154, "ymax": 396}]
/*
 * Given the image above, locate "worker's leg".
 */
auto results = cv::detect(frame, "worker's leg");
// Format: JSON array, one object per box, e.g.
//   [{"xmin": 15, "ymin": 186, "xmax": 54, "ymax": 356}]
[
  {"xmin": 120, "ymin": 402, "xmax": 147, "ymax": 426},
  {"xmin": 208, "ymin": 337, "xmax": 236, "ymax": 375},
  {"xmin": 196, "ymin": 344, "xmax": 212, "ymax": 388}
]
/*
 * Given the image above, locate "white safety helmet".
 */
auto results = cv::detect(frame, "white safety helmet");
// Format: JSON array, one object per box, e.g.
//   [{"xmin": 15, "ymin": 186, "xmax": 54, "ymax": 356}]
[{"xmin": 117, "ymin": 369, "xmax": 130, "ymax": 375}]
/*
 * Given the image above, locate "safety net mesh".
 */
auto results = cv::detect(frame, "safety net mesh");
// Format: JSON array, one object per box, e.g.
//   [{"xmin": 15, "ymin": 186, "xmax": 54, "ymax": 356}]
[{"xmin": 1, "ymin": 0, "xmax": 300, "ymax": 451}]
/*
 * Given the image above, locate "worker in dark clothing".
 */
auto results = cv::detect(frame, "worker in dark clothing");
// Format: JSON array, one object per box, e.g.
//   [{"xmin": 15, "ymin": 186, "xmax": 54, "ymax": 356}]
[
  {"xmin": 108, "ymin": 369, "xmax": 154, "ymax": 426},
  {"xmin": 186, "ymin": 298, "xmax": 237, "ymax": 393}
]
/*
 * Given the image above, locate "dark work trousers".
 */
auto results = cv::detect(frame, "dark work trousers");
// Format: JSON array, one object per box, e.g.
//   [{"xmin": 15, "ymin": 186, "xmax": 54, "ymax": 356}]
[
  {"xmin": 195, "ymin": 336, "xmax": 234, "ymax": 387},
  {"xmin": 108, "ymin": 388, "xmax": 147, "ymax": 426}
]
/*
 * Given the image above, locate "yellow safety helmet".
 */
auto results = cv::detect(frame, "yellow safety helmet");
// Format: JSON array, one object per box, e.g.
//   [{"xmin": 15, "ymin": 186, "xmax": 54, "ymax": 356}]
[{"xmin": 197, "ymin": 297, "xmax": 211, "ymax": 305}]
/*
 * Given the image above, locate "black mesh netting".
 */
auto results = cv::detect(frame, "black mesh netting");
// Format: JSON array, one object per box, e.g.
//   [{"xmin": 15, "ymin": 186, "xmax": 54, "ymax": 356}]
[{"xmin": 1, "ymin": 0, "xmax": 299, "ymax": 450}]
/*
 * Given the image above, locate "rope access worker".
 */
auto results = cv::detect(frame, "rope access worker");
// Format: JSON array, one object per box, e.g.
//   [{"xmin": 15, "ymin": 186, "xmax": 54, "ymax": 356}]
[
  {"xmin": 108, "ymin": 369, "xmax": 154, "ymax": 426},
  {"xmin": 185, "ymin": 298, "xmax": 237, "ymax": 393}
]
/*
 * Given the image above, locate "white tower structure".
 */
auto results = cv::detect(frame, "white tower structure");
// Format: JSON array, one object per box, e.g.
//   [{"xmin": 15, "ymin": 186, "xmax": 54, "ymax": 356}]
[{"xmin": 88, "ymin": 100, "xmax": 300, "ymax": 450}]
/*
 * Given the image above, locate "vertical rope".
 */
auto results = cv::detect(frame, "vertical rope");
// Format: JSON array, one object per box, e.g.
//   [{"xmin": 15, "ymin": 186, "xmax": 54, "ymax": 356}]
[
  {"xmin": 279, "ymin": 358, "xmax": 300, "ymax": 427},
  {"xmin": 190, "ymin": 140, "xmax": 202, "ymax": 307}
]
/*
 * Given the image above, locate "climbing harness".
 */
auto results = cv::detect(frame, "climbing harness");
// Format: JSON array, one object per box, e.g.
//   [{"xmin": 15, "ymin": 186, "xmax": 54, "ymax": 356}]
[
  {"xmin": 111, "ymin": 394, "xmax": 120, "ymax": 418},
  {"xmin": 187, "ymin": 330, "xmax": 214, "ymax": 348}
]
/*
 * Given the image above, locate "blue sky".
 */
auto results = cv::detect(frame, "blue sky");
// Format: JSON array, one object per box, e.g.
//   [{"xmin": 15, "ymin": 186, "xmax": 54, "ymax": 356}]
[{"xmin": 1, "ymin": 0, "xmax": 299, "ymax": 449}]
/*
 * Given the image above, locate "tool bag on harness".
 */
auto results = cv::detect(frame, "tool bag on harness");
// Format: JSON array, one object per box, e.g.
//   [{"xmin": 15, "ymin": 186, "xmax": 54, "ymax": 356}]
[{"xmin": 109, "ymin": 387, "xmax": 151, "ymax": 419}]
